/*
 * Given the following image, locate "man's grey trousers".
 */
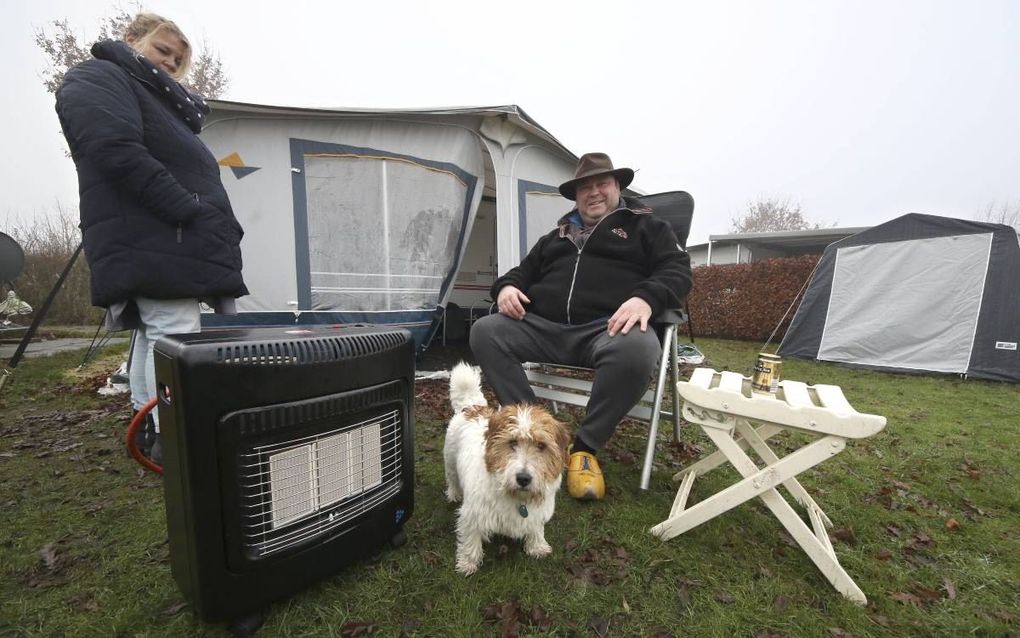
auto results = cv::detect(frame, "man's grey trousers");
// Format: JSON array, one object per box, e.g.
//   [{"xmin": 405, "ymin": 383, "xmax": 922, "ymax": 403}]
[{"xmin": 469, "ymin": 312, "xmax": 661, "ymax": 451}]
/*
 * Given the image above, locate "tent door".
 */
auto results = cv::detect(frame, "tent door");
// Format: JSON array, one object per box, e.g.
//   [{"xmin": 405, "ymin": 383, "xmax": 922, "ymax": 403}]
[{"xmin": 449, "ymin": 198, "xmax": 496, "ymax": 310}]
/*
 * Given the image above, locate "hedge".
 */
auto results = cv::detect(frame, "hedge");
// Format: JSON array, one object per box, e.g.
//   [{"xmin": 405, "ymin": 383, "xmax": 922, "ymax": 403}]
[{"xmin": 687, "ymin": 254, "xmax": 821, "ymax": 343}]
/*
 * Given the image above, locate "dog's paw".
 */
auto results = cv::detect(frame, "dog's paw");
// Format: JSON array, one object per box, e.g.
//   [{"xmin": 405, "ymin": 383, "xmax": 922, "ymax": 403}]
[
  {"xmin": 445, "ymin": 486, "xmax": 462, "ymax": 503},
  {"xmin": 455, "ymin": 558, "xmax": 480, "ymax": 576},
  {"xmin": 525, "ymin": 539, "xmax": 552, "ymax": 559}
]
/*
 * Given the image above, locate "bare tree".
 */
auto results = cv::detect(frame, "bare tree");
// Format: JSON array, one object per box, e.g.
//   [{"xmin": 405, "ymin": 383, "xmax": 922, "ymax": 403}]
[
  {"xmin": 976, "ymin": 200, "xmax": 1020, "ymax": 231},
  {"xmin": 182, "ymin": 41, "xmax": 228, "ymax": 98},
  {"xmin": 730, "ymin": 196, "xmax": 830, "ymax": 233},
  {"xmin": 33, "ymin": 9, "xmax": 133, "ymax": 94},
  {"xmin": 34, "ymin": 5, "xmax": 229, "ymax": 98}
]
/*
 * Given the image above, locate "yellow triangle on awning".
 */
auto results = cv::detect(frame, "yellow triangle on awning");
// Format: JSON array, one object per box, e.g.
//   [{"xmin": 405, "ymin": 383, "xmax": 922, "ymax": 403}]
[{"xmin": 218, "ymin": 152, "xmax": 244, "ymax": 167}]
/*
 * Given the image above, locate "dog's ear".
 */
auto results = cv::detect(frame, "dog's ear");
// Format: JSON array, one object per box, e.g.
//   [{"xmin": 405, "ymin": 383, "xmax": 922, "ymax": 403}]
[
  {"xmin": 464, "ymin": 405, "xmax": 495, "ymax": 421},
  {"xmin": 484, "ymin": 406, "xmax": 513, "ymax": 438},
  {"xmin": 483, "ymin": 407, "xmax": 514, "ymax": 473},
  {"xmin": 554, "ymin": 418, "xmax": 572, "ymax": 466}
]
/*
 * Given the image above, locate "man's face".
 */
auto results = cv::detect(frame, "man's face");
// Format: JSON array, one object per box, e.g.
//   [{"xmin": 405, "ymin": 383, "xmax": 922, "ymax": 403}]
[{"xmin": 575, "ymin": 174, "xmax": 621, "ymax": 223}]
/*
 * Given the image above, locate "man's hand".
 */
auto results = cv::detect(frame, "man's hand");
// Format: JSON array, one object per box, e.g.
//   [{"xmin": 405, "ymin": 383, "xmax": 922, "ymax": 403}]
[
  {"xmin": 607, "ymin": 297, "xmax": 652, "ymax": 336},
  {"xmin": 496, "ymin": 285, "xmax": 531, "ymax": 320}
]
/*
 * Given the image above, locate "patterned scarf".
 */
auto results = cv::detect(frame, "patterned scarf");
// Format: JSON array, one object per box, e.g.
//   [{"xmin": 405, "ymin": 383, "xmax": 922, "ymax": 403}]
[{"xmin": 90, "ymin": 39, "xmax": 210, "ymax": 134}]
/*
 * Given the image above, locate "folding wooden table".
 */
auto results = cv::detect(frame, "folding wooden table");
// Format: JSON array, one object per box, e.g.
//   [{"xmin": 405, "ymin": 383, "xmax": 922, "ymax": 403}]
[{"xmin": 650, "ymin": 368, "xmax": 887, "ymax": 604}]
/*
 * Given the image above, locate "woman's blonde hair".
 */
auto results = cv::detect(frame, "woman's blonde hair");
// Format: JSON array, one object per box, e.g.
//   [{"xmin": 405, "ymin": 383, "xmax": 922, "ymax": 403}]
[{"xmin": 123, "ymin": 12, "xmax": 192, "ymax": 79}]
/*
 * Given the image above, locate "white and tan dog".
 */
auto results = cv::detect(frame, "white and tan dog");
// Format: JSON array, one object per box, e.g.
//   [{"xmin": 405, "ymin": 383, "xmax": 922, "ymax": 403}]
[{"xmin": 443, "ymin": 362, "xmax": 571, "ymax": 575}]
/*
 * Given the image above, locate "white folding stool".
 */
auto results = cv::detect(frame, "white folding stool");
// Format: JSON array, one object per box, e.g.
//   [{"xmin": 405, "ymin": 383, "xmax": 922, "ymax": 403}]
[{"xmin": 650, "ymin": 367, "xmax": 886, "ymax": 604}]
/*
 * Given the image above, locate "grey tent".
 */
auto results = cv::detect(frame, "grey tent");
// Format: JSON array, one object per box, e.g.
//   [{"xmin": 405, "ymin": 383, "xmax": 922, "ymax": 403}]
[{"xmin": 779, "ymin": 213, "xmax": 1019, "ymax": 382}]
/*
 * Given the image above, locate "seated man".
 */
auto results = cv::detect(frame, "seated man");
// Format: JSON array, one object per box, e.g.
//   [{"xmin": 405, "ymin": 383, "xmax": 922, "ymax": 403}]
[{"xmin": 470, "ymin": 152, "xmax": 692, "ymax": 500}]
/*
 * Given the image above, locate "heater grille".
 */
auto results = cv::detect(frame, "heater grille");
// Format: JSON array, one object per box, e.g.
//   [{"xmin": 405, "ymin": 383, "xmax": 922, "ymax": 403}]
[
  {"xmin": 215, "ymin": 332, "xmax": 408, "ymax": 366},
  {"xmin": 238, "ymin": 409, "xmax": 402, "ymax": 557}
]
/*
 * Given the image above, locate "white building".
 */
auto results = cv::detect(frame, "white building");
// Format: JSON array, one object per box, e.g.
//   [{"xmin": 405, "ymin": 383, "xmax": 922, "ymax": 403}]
[{"xmin": 687, "ymin": 227, "xmax": 870, "ymax": 267}]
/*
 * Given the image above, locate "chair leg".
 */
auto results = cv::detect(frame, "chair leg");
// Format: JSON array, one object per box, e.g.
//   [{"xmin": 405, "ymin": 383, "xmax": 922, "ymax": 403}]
[
  {"xmin": 670, "ymin": 327, "xmax": 682, "ymax": 441},
  {"xmin": 684, "ymin": 300, "xmax": 695, "ymax": 343},
  {"xmin": 641, "ymin": 324, "xmax": 676, "ymax": 491}
]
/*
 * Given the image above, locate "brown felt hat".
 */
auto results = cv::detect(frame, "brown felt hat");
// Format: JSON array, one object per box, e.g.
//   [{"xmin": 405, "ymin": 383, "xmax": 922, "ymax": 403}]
[{"xmin": 558, "ymin": 152, "xmax": 635, "ymax": 200}]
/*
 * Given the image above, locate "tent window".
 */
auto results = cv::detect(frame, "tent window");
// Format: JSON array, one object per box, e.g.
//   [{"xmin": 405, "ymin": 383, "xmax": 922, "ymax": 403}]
[
  {"xmin": 301, "ymin": 154, "xmax": 470, "ymax": 312},
  {"xmin": 819, "ymin": 233, "xmax": 992, "ymax": 373},
  {"xmin": 517, "ymin": 180, "xmax": 563, "ymax": 256}
]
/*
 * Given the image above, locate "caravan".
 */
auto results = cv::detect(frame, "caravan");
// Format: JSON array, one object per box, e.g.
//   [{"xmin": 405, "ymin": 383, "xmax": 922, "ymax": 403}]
[{"xmin": 199, "ymin": 100, "xmax": 585, "ymax": 351}]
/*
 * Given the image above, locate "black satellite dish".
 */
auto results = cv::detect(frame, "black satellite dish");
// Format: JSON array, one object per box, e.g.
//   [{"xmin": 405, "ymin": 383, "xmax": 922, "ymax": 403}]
[{"xmin": 0, "ymin": 232, "xmax": 25, "ymax": 282}]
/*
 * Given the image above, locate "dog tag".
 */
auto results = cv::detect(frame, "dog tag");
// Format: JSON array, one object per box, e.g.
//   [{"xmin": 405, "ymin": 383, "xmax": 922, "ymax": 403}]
[{"xmin": 518, "ymin": 504, "xmax": 528, "ymax": 518}]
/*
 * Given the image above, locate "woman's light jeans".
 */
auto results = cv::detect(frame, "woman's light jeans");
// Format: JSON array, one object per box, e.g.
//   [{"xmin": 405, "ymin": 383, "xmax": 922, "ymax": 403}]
[{"xmin": 128, "ymin": 297, "xmax": 201, "ymax": 432}]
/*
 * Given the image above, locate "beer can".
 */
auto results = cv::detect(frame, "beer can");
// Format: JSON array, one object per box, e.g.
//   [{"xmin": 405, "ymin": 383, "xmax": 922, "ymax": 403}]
[{"xmin": 751, "ymin": 353, "xmax": 782, "ymax": 393}]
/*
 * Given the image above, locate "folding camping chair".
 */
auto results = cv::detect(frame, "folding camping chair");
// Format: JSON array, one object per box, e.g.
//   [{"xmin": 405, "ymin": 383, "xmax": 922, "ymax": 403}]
[
  {"xmin": 524, "ymin": 191, "xmax": 696, "ymax": 491},
  {"xmin": 650, "ymin": 368, "xmax": 887, "ymax": 604}
]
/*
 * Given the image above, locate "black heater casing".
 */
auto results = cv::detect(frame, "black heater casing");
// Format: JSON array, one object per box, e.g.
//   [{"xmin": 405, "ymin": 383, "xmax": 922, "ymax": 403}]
[{"xmin": 153, "ymin": 325, "xmax": 415, "ymax": 622}]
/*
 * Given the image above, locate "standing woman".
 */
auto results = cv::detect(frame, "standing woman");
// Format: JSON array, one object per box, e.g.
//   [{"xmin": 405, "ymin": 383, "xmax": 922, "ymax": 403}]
[{"xmin": 56, "ymin": 13, "xmax": 248, "ymax": 461}]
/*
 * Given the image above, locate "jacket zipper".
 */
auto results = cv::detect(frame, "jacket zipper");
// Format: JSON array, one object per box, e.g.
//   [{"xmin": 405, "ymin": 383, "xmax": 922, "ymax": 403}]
[
  {"xmin": 565, "ymin": 249, "xmax": 581, "ymax": 324},
  {"xmin": 180, "ymin": 193, "xmax": 200, "ymax": 244},
  {"xmin": 563, "ymin": 208, "xmax": 625, "ymax": 324}
]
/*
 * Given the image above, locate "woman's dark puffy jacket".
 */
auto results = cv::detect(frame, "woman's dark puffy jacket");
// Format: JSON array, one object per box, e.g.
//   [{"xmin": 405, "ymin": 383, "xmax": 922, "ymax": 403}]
[{"xmin": 55, "ymin": 40, "xmax": 247, "ymax": 308}]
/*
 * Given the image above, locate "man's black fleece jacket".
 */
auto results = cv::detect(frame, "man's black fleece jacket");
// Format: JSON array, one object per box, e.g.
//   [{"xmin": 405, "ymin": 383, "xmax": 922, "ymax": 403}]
[{"xmin": 491, "ymin": 201, "xmax": 692, "ymax": 325}]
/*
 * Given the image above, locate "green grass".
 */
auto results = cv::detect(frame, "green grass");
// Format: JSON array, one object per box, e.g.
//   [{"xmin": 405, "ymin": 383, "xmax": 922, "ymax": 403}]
[{"xmin": 1, "ymin": 339, "xmax": 1018, "ymax": 637}]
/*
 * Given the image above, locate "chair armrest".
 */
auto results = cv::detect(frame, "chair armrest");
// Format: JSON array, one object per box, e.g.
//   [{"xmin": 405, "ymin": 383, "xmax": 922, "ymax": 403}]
[{"xmin": 654, "ymin": 307, "xmax": 688, "ymax": 325}]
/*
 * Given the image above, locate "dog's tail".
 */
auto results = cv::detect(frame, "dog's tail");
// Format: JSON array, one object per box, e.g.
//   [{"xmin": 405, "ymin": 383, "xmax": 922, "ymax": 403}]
[{"xmin": 449, "ymin": 361, "xmax": 486, "ymax": 413}]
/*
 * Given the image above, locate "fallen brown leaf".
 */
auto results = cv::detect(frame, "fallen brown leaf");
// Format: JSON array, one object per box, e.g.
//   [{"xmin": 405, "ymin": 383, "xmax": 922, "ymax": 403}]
[
  {"xmin": 341, "ymin": 621, "xmax": 379, "ymax": 637},
  {"xmin": 677, "ymin": 584, "xmax": 692, "ymax": 608},
  {"xmin": 831, "ymin": 527, "xmax": 856, "ymax": 545},
  {"xmin": 68, "ymin": 593, "xmax": 100, "ymax": 612},
  {"xmin": 714, "ymin": 591, "xmax": 736, "ymax": 604},
  {"xmin": 161, "ymin": 601, "xmax": 188, "ymax": 616},
  {"xmin": 907, "ymin": 531, "xmax": 934, "ymax": 549},
  {"xmin": 909, "ymin": 582, "xmax": 942, "ymax": 605},
  {"xmin": 40, "ymin": 544, "xmax": 59, "ymax": 571},
  {"xmin": 890, "ymin": 591, "xmax": 923, "ymax": 607},
  {"xmin": 528, "ymin": 606, "xmax": 552, "ymax": 632},
  {"xmin": 611, "ymin": 449, "xmax": 637, "ymax": 465},
  {"xmin": 942, "ymin": 578, "xmax": 957, "ymax": 600},
  {"xmin": 399, "ymin": 618, "xmax": 421, "ymax": 637},
  {"xmin": 481, "ymin": 602, "xmax": 502, "ymax": 623},
  {"xmin": 589, "ymin": 616, "xmax": 611, "ymax": 637},
  {"xmin": 945, "ymin": 518, "xmax": 959, "ymax": 530},
  {"xmin": 869, "ymin": 614, "xmax": 891, "ymax": 628}
]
